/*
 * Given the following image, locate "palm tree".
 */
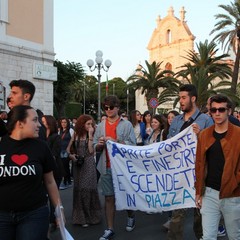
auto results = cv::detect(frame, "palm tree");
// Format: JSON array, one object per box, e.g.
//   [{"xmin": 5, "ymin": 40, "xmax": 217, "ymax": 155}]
[
  {"xmin": 175, "ymin": 40, "xmax": 233, "ymax": 109},
  {"xmin": 210, "ymin": 0, "xmax": 240, "ymax": 98},
  {"xmin": 127, "ymin": 60, "xmax": 180, "ymax": 110}
]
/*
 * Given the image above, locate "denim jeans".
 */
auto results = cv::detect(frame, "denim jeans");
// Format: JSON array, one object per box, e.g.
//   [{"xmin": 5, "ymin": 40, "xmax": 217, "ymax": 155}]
[
  {"xmin": 201, "ymin": 187, "xmax": 240, "ymax": 240},
  {"xmin": 0, "ymin": 205, "xmax": 49, "ymax": 240}
]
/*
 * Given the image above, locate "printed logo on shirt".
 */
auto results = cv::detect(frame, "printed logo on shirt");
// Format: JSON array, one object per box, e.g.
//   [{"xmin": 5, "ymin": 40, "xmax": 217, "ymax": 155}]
[
  {"xmin": 11, "ymin": 154, "xmax": 28, "ymax": 166},
  {"xmin": 0, "ymin": 154, "xmax": 36, "ymax": 177}
]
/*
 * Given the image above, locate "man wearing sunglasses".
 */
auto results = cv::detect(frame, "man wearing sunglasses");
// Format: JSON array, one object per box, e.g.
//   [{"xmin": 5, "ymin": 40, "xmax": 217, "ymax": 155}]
[
  {"xmin": 206, "ymin": 96, "xmax": 240, "ymax": 127},
  {"xmin": 93, "ymin": 95, "xmax": 136, "ymax": 240},
  {"xmin": 167, "ymin": 84, "xmax": 213, "ymax": 240},
  {"xmin": 195, "ymin": 94, "xmax": 240, "ymax": 239}
]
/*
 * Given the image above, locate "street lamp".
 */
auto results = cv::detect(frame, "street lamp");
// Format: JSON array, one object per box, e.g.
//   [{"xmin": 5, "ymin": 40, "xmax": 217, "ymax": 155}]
[
  {"xmin": 127, "ymin": 88, "xmax": 129, "ymax": 116},
  {"xmin": 83, "ymin": 81, "xmax": 86, "ymax": 114},
  {"xmin": 87, "ymin": 50, "xmax": 112, "ymax": 123}
]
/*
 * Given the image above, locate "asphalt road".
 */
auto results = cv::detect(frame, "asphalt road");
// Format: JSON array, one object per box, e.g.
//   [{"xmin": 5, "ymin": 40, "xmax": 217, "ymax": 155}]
[{"xmin": 49, "ymin": 186, "xmax": 229, "ymax": 240}]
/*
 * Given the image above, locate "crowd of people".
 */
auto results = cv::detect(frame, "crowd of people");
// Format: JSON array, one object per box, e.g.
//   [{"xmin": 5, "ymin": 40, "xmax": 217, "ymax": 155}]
[{"xmin": 0, "ymin": 80, "xmax": 240, "ymax": 240}]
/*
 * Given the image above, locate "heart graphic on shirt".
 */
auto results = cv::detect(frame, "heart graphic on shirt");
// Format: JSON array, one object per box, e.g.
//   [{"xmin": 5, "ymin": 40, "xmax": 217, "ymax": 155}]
[{"xmin": 11, "ymin": 154, "xmax": 29, "ymax": 166}]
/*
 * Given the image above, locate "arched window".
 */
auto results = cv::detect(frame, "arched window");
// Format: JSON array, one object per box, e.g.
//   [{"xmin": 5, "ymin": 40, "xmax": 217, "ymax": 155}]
[
  {"xmin": 167, "ymin": 29, "xmax": 172, "ymax": 44},
  {"xmin": 0, "ymin": 0, "xmax": 8, "ymax": 23},
  {"xmin": 165, "ymin": 63, "xmax": 172, "ymax": 77},
  {"xmin": 165, "ymin": 62, "xmax": 172, "ymax": 71},
  {"xmin": 0, "ymin": 82, "xmax": 6, "ymax": 109}
]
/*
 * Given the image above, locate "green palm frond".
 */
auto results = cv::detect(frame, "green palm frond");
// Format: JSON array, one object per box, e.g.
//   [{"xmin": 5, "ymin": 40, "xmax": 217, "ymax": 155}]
[
  {"xmin": 127, "ymin": 60, "xmax": 181, "ymax": 110},
  {"xmin": 210, "ymin": 0, "xmax": 240, "ymax": 98}
]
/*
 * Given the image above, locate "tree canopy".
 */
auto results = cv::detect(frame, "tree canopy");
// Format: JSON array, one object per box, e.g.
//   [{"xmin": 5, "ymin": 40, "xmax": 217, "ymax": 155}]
[
  {"xmin": 175, "ymin": 40, "xmax": 233, "ymax": 109},
  {"xmin": 127, "ymin": 60, "xmax": 181, "ymax": 110},
  {"xmin": 210, "ymin": 0, "xmax": 240, "ymax": 99},
  {"xmin": 53, "ymin": 60, "xmax": 85, "ymax": 117}
]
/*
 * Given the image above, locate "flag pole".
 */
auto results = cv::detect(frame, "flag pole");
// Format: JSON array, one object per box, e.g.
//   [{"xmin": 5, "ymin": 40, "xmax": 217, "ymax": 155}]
[{"xmin": 106, "ymin": 73, "xmax": 109, "ymax": 96}]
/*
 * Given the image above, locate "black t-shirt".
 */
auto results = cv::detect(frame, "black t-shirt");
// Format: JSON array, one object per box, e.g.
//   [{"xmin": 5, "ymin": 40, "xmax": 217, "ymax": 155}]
[
  {"xmin": 0, "ymin": 135, "xmax": 55, "ymax": 211},
  {"xmin": 205, "ymin": 131, "xmax": 226, "ymax": 191}
]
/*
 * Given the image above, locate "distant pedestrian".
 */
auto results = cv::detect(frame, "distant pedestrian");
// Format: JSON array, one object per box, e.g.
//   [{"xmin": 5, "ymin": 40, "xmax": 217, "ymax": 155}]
[
  {"xmin": 59, "ymin": 117, "xmax": 74, "ymax": 189},
  {"xmin": 146, "ymin": 114, "xmax": 167, "ymax": 144},
  {"xmin": 130, "ymin": 109, "xmax": 146, "ymax": 146},
  {"xmin": 142, "ymin": 110, "xmax": 152, "ymax": 143},
  {"xmin": 42, "ymin": 115, "xmax": 64, "ymax": 232}
]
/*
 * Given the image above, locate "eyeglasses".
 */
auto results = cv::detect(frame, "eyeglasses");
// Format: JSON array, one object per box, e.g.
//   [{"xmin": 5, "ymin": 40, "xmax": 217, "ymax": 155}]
[
  {"xmin": 104, "ymin": 105, "xmax": 115, "ymax": 111},
  {"xmin": 210, "ymin": 107, "xmax": 228, "ymax": 113}
]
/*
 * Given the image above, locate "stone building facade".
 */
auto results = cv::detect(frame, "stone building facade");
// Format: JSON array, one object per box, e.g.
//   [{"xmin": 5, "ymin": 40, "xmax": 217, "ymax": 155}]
[
  {"xmin": 136, "ymin": 6, "xmax": 195, "ymax": 113},
  {"xmin": 0, "ymin": 0, "xmax": 56, "ymax": 114}
]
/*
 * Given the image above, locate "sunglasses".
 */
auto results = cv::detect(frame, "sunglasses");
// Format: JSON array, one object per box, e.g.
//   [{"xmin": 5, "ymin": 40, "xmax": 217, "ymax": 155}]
[
  {"xmin": 210, "ymin": 107, "xmax": 228, "ymax": 113},
  {"xmin": 104, "ymin": 105, "xmax": 115, "ymax": 111}
]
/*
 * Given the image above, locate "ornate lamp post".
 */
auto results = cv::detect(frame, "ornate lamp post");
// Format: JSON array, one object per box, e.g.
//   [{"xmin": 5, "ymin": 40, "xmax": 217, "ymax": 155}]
[{"xmin": 87, "ymin": 50, "xmax": 112, "ymax": 123}]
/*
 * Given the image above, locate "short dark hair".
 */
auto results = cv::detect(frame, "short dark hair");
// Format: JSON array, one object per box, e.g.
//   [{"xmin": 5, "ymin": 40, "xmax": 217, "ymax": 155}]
[
  {"xmin": 7, "ymin": 105, "xmax": 33, "ymax": 134},
  {"xmin": 210, "ymin": 94, "xmax": 232, "ymax": 109},
  {"xmin": 143, "ymin": 110, "xmax": 152, "ymax": 125},
  {"xmin": 103, "ymin": 95, "xmax": 120, "ymax": 108},
  {"xmin": 179, "ymin": 84, "xmax": 198, "ymax": 100},
  {"xmin": 9, "ymin": 79, "xmax": 36, "ymax": 102},
  {"xmin": 168, "ymin": 110, "xmax": 179, "ymax": 116}
]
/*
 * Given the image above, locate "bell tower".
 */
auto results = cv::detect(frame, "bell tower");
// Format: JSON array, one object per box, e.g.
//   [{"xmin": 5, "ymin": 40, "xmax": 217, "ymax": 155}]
[{"xmin": 136, "ymin": 7, "xmax": 195, "ymax": 113}]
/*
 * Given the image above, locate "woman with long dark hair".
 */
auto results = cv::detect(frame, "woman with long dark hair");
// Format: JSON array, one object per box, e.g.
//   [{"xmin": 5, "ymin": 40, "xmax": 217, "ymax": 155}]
[
  {"xmin": 142, "ymin": 110, "xmax": 153, "ymax": 144},
  {"xmin": 166, "ymin": 110, "xmax": 179, "ymax": 136},
  {"xmin": 0, "ymin": 105, "xmax": 63, "ymax": 240},
  {"xmin": 42, "ymin": 115, "xmax": 64, "ymax": 232},
  {"xmin": 146, "ymin": 114, "xmax": 167, "ymax": 144},
  {"xmin": 130, "ymin": 110, "xmax": 146, "ymax": 146},
  {"xmin": 67, "ymin": 114, "xmax": 101, "ymax": 227},
  {"xmin": 59, "ymin": 117, "xmax": 74, "ymax": 189}
]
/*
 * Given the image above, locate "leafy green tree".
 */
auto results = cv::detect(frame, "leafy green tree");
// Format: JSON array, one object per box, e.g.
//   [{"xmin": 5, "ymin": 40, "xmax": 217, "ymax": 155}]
[
  {"xmin": 105, "ymin": 77, "xmax": 135, "ymax": 113},
  {"xmin": 53, "ymin": 60, "xmax": 85, "ymax": 117},
  {"xmin": 175, "ymin": 40, "xmax": 233, "ymax": 109},
  {"xmin": 210, "ymin": 0, "xmax": 240, "ymax": 98},
  {"xmin": 80, "ymin": 75, "xmax": 129, "ymax": 119},
  {"xmin": 127, "ymin": 60, "xmax": 180, "ymax": 110},
  {"xmin": 83, "ymin": 75, "xmax": 98, "ymax": 118}
]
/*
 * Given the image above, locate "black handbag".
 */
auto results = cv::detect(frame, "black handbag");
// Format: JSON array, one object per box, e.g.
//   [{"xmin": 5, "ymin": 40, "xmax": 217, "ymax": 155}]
[{"xmin": 73, "ymin": 138, "xmax": 86, "ymax": 168}]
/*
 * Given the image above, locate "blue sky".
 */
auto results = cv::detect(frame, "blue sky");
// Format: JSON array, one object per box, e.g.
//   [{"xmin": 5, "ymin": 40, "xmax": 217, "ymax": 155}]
[{"xmin": 54, "ymin": 0, "xmax": 230, "ymax": 80}]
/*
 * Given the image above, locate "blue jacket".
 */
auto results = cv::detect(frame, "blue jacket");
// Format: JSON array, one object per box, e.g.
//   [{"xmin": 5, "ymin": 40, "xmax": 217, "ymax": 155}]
[{"xmin": 139, "ymin": 122, "xmax": 147, "ymax": 142}]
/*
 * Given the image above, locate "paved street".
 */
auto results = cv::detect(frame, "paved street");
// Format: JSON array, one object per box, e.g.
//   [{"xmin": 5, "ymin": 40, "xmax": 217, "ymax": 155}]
[{"xmin": 50, "ymin": 186, "xmax": 228, "ymax": 240}]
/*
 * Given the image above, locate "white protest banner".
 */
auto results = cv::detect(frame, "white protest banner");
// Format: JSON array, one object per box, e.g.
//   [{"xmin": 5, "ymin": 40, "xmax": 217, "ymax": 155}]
[
  {"xmin": 106, "ymin": 125, "xmax": 197, "ymax": 213},
  {"xmin": 55, "ymin": 205, "xmax": 74, "ymax": 240}
]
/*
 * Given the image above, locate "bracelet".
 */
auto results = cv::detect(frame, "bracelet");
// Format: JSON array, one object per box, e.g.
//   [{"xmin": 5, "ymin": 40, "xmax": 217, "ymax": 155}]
[
  {"xmin": 60, "ymin": 205, "xmax": 64, "ymax": 209},
  {"xmin": 89, "ymin": 138, "xmax": 93, "ymax": 141}
]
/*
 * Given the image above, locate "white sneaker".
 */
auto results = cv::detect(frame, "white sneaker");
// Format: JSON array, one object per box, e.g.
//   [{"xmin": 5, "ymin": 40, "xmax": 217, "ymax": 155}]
[
  {"xmin": 126, "ymin": 217, "xmax": 135, "ymax": 232},
  {"xmin": 217, "ymin": 225, "xmax": 226, "ymax": 237},
  {"xmin": 99, "ymin": 229, "xmax": 115, "ymax": 240},
  {"xmin": 162, "ymin": 219, "xmax": 171, "ymax": 231}
]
